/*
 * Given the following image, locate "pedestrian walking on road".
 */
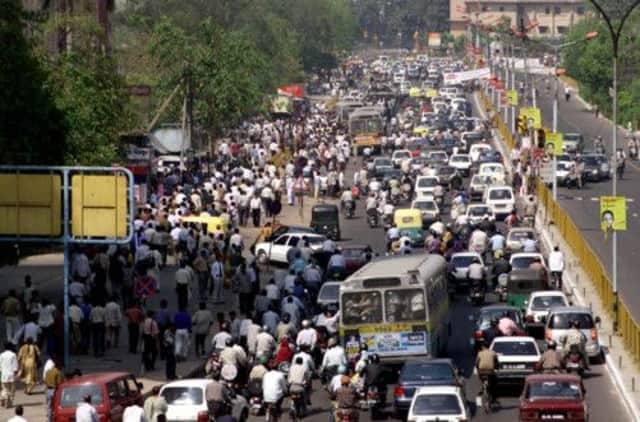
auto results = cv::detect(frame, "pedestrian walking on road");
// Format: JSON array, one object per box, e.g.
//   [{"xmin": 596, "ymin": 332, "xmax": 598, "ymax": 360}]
[
  {"xmin": 0, "ymin": 342, "xmax": 18, "ymax": 408},
  {"xmin": 174, "ymin": 307, "xmax": 192, "ymax": 361},
  {"xmin": 2, "ymin": 290, "xmax": 21, "ymax": 343},
  {"xmin": 125, "ymin": 302, "xmax": 144, "ymax": 354},
  {"xmin": 193, "ymin": 250, "xmax": 211, "ymax": 301},
  {"xmin": 17, "ymin": 337, "xmax": 39, "ymax": 394},
  {"xmin": 175, "ymin": 261, "xmax": 194, "ymax": 311},
  {"xmin": 549, "ymin": 246, "xmax": 565, "ymax": 290},
  {"xmin": 8, "ymin": 405, "xmax": 27, "ymax": 422},
  {"xmin": 163, "ymin": 324, "xmax": 177, "ymax": 380},
  {"xmin": 250, "ymin": 193, "xmax": 262, "ymax": 227},
  {"xmin": 142, "ymin": 311, "xmax": 159, "ymax": 372},
  {"xmin": 192, "ymin": 302, "xmax": 213, "ymax": 357},
  {"xmin": 89, "ymin": 300, "xmax": 106, "ymax": 357},
  {"xmin": 144, "ymin": 386, "xmax": 168, "ymax": 422},
  {"xmin": 44, "ymin": 359, "xmax": 64, "ymax": 422},
  {"xmin": 105, "ymin": 296, "xmax": 122, "ymax": 349},
  {"xmin": 210, "ymin": 255, "xmax": 225, "ymax": 304}
]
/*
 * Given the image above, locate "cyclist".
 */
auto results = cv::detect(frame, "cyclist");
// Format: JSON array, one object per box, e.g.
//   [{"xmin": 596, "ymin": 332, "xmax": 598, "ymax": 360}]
[{"xmin": 475, "ymin": 341, "xmax": 499, "ymax": 406}]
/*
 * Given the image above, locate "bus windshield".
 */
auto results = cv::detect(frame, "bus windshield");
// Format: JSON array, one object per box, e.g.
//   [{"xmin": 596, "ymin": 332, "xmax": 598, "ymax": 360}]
[
  {"xmin": 385, "ymin": 289, "xmax": 426, "ymax": 322},
  {"xmin": 341, "ymin": 291, "xmax": 383, "ymax": 325},
  {"xmin": 350, "ymin": 117, "xmax": 382, "ymax": 135}
]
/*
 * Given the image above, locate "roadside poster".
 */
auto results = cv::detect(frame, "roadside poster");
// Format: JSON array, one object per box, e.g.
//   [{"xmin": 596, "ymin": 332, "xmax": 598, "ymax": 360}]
[
  {"xmin": 442, "ymin": 67, "xmax": 490, "ymax": 85},
  {"xmin": 506, "ymin": 90, "xmax": 518, "ymax": 106},
  {"xmin": 545, "ymin": 132, "xmax": 564, "ymax": 156},
  {"xmin": 519, "ymin": 107, "xmax": 542, "ymax": 129},
  {"xmin": 409, "ymin": 87, "xmax": 422, "ymax": 97},
  {"xmin": 600, "ymin": 196, "xmax": 627, "ymax": 232},
  {"xmin": 428, "ymin": 32, "xmax": 441, "ymax": 47}
]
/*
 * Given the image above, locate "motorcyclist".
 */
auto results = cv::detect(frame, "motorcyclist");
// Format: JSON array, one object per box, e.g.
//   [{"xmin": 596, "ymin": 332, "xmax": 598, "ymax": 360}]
[
  {"xmin": 205, "ymin": 373, "xmax": 233, "ymax": 418},
  {"xmin": 504, "ymin": 210, "xmax": 519, "ymax": 229},
  {"xmin": 475, "ymin": 341, "xmax": 499, "ymax": 404},
  {"xmin": 340, "ymin": 187, "xmax": 355, "ymax": 210},
  {"xmin": 628, "ymin": 137, "xmax": 638, "ymax": 160},
  {"xmin": 288, "ymin": 356, "xmax": 312, "ymax": 415},
  {"xmin": 335, "ymin": 375, "xmax": 359, "ymax": 422},
  {"xmin": 320, "ymin": 337, "xmax": 348, "ymax": 381},
  {"xmin": 363, "ymin": 354, "xmax": 392, "ymax": 399},
  {"xmin": 489, "ymin": 230, "xmax": 505, "ymax": 254},
  {"xmin": 523, "ymin": 195, "xmax": 537, "ymax": 220},
  {"xmin": 433, "ymin": 183, "xmax": 445, "ymax": 208},
  {"xmin": 564, "ymin": 86, "xmax": 571, "ymax": 101},
  {"xmin": 498, "ymin": 312, "xmax": 518, "ymax": 336},
  {"xmin": 468, "ymin": 257, "xmax": 486, "ymax": 291},
  {"xmin": 560, "ymin": 320, "xmax": 590, "ymax": 370},
  {"xmin": 481, "ymin": 317, "xmax": 502, "ymax": 348},
  {"xmin": 381, "ymin": 201, "xmax": 395, "ymax": 225},
  {"xmin": 615, "ymin": 148, "xmax": 626, "ymax": 179},
  {"xmin": 365, "ymin": 193, "xmax": 378, "ymax": 213},
  {"xmin": 539, "ymin": 340, "xmax": 563, "ymax": 372},
  {"xmin": 388, "ymin": 177, "xmax": 401, "ymax": 202},
  {"xmin": 468, "ymin": 227, "xmax": 488, "ymax": 255},
  {"xmin": 262, "ymin": 361, "xmax": 288, "ymax": 419}
]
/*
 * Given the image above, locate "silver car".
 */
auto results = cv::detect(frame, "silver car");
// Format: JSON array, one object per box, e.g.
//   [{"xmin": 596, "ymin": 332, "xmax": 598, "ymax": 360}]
[{"xmin": 544, "ymin": 306, "xmax": 602, "ymax": 361}]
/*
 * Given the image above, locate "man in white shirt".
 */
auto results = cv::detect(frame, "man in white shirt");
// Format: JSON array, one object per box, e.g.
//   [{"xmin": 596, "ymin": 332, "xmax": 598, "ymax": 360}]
[
  {"xmin": 548, "ymin": 246, "xmax": 565, "ymax": 289},
  {"xmin": 0, "ymin": 343, "xmax": 18, "ymax": 407},
  {"xmin": 296, "ymin": 320, "xmax": 317, "ymax": 350},
  {"xmin": 262, "ymin": 366, "xmax": 287, "ymax": 407},
  {"xmin": 123, "ymin": 399, "xmax": 146, "ymax": 422},
  {"xmin": 76, "ymin": 395, "xmax": 99, "ymax": 422},
  {"xmin": 320, "ymin": 338, "xmax": 347, "ymax": 374}
]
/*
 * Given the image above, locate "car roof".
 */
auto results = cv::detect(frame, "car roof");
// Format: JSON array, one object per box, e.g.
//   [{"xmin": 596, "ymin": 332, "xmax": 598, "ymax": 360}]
[
  {"xmin": 530, "ymin": 291, "xmax": 567, "ymax": 298},
  {"xmin": 161, "ymin": 378, "xmax": 212, "ymax": 388},
  {"xmin": 402, "ymin": 358, "xmax": 454, "ymax": 366},
  {"xmin": 525, "ymin": 374, "xmax": 581, "ymax": 383},
  {"xmin": 492, "ymin": 336, "xmax": 536, "ymax": 343},
  {"xmin": 414, "ymin": 385, "xmax": 462, "ymax": 395},
  {"xmin": 480, "ymin": 305, "xmax": 519, "ymax": 313},
  {"xmin": 59, "ymin": 372, "xmax": 132, "ymax": 386},
  {"xmin": 547, "ymin": 306, "xmax": 592, "ymax": 315},
  {"xmin": 511, "ymin": 252, "xmax": 543, "ymax": 258},
  {"xmin": 452, "ymin": 252, "xmax": 481, "ymax": 257}
]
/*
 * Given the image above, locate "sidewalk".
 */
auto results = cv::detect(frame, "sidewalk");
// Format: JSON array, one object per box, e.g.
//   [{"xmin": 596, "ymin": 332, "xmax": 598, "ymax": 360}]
[
  {"xmin": 474, "ymin": 89, "xmax": 640, "ymax": 420},
  {"xmin": 0, "ymin": 194, "xmax": 332, "ymax": 421}
]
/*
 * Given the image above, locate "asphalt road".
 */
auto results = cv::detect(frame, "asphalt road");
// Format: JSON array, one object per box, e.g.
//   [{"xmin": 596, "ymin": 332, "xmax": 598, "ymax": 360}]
[
  {"xmin": 250, "ymin": 117, "xmax": 630, "ymax": 421},
  {"xmin": 513, "ymin": 72, "xmax": 640, "ymax": 323}
]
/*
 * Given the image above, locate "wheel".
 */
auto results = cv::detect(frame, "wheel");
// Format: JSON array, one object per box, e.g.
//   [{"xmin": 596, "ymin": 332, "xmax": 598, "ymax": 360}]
[{"xmin": 257, "ymin": 250, "xmax": 268, "ymax": 265}]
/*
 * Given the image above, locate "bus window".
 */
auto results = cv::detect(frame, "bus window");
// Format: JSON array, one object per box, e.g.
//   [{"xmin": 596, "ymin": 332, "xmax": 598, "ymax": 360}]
[
  {"xmin": 342, "ymin": 292, "xmax": 383, "ymax": 325},
  {"xmin": 385, "ymin": 289, "xmax": 426, "ymax": 322}
]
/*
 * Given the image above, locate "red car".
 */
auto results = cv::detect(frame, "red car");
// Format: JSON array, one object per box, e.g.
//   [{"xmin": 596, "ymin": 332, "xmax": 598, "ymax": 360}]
[
  {"xmin": 53, "ymin": 372, "xmax": 144, "ymax": 422},
  {"xmin": 519, "ymin": 374, "xmax": 587, "ymax": 422}
]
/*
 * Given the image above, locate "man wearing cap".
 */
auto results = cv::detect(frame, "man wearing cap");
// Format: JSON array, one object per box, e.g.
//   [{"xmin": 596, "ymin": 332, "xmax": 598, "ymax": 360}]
[{"xmin": 320, "ymin": 338, "xmax": 347, "ymax": 377}]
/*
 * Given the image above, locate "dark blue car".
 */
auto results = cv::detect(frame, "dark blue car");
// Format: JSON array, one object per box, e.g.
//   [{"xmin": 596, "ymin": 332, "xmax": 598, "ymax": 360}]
[{"xmin": 393, "ymin": 358, "xmax": 463, "ymax": 417}]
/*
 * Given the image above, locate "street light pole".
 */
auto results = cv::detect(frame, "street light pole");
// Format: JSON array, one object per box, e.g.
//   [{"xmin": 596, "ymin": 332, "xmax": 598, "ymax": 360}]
[{"xmin": 552, "ymin": 47, "xmax": 559, "ymax": 200}]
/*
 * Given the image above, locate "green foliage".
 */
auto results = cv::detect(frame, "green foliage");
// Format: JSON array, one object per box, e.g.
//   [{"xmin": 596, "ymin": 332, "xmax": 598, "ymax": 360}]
[{"xmin": 0, "ymin": 0, "xmax": 66, "ymax": 165}]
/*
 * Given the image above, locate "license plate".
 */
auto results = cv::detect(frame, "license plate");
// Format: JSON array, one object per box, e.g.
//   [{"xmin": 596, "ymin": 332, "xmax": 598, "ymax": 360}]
[
  {"xmin": 541, "ymin": 414, "xmax": 565, "ymax": 419},
  {"xmin": 566, "ymin": 362, "xmax": 579, "ymax": 368},
  {"xmin": 504, "ymin": 364, "xmax": 525, "ymax": 369}
]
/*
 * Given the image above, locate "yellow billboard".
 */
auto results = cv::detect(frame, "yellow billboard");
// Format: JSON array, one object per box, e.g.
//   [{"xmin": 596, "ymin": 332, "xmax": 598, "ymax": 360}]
[
  {"xmin": 519, "ymin": 107, "xmax": 542, "ymax": 129},
  {"xmin": 545, "ymin": 132, "xmax": 564, "ymax": 156},
  {"xmin": 0, "ymin": 174, "xmax": 62, "ymax": 236},
  {"xmin": 506, "ymin": 90, "xmax": 518, "ymax": 106},
  {"xmin": 72, "ymin": 174, "xmax": 128, "ymax": 238},
  {"xmin": 600, "ymin": 196, "xmax": 627, "ymax": 232}
]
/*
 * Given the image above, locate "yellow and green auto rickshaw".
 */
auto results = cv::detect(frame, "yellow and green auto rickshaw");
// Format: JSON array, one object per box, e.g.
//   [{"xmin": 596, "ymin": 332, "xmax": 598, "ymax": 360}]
[
  {"xmin": 503, "ymin": 268, "xmax": 549, "ymax": 309},
  {"xmin": 394, "ymin": 209, "xmax": 424, "ymax": 246}
]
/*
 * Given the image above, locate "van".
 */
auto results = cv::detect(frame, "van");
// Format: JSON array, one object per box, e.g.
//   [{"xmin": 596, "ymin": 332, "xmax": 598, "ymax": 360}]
[
  {"xmin": 484, "ymin": 185, "xmax": 515, "ymax": 216},
  {"xmin": 53, "ymin": 372, "xmax": 143, "ymax": 422}
]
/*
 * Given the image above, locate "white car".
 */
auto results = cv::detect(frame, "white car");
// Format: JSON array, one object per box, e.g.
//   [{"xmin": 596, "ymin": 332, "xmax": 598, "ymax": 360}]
[
  {"xmin": 411, "ymin": 199, "xmax": 440, "ymax": 222},
  {"xmin": 407, "ymin": 386, "xmax": 470, "ymax": 422},
  {"xmin": 509, "ymin": 252, "xmax": 546, "ymax": 270},
  {"xmin": 160, "ymin": 379, "xmax": 249, "ymax": 422},
  {"xmin": 469, "ymin": 143, "xmax": 492, "ymax": 162},
  {"xmin": 427, "ymin": 150, "xmax": 449, "ymax": 164},
  {"xmin": 491, "ymin": 336, "xmax": 541, "ymax": 383},
  {"xmin": 478, "ymin": 163, "xmax": 506, "ymax": 184},
  {"xmin": 465, "ymin": 204, "xmax": 495, "ymax": 224},
  {"xmin": 484, "ymin": 185, "xmax": 515, "ymax": 216},
  {"xmin": 526, "ymin": 291, "xmax": 570, "ymax": 323},
  {"xmin": 392, "ymin": 149, "xmax": 412, "ymax": 167},
  {"xmin": 255, "ymin": 233, "xmax": 326, "ymax": 264},
  {"xmin": 414, "ymin": 176, "xmax": 440, "ymax": 198},
  {"xmin": 449, "ymin": 252, "xmax": 484, "ymax": 290},
  {"xmin": 448, "ymin": 154, "xmax": 472, "ymax": 176},
  {"xmin": 468, "ymin": 174, "xmax": 495, "ymax": 201}
]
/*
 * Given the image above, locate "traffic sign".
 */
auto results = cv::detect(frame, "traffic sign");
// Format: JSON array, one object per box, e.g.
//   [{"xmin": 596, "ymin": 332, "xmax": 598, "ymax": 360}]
[
  {"xmin": 0, "ymin": 173, "xmax": 62, "ymax": 236},
  {"xmin": 71, "ymin": 174, "xmax": 128, "ymax": 238}
]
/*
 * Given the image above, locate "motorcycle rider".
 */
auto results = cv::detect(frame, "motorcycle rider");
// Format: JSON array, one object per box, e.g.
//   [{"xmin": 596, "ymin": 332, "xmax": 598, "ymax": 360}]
[
  {"xmin": 498, "ymin": 312, "xmax": 518, "ymax": 336},
  {"xmin": 320, "ymin": 338, "xmax": 348, "ymax": 379},
  {"xmin": 365, "ymin": 193, "xmax": 379, "ymax": 226},
  {"xmin": 335, "ymin": 375, "xmax": 359, "ymax": 422},
  {"xmin": 523, "ymin": 195, "xmax": 537, "ymax": 221},
  {"xmin": 539, "ymin": 340, "xmax": 563, "ymax": 372},
  {"xmin": 560, "ymin": 320, "xmax": 590, "ymax": 370},
  {"xmin": 363, "ymin": 354, "xmax": 392, "ymax": 403},
  {"xmin": 481, "ymin": 318, "xmax": 502, "ymax": 349},
  {"xmin": 504, "ymin": 210, "xmax": 519, "ymax": 229},
  {"xmin": 475, "ymin": 341, "xmax": 499, "ymax": 404},
  {"xmin": 433, "ymin": 183, "xmax": 445, "ymax": 208},
  {"xmin": 628, "ymin": 137, "xmax": 638, "ymax": 160},
  {"xmin": 468, "ymin": 257, "xmax": 486, "ymax": 292},
  {"xmin": 564, "ymin": 86, "xmax": 571, "ymax": 101},
  {"xmin": 288, "ymin": 356, "xmax": 311, "ymax": 415},
  {"xmin": 340, "ymin": 187, "xmax": 355, "ymax": 212},
  {"xmin": 262, "ymin": 361, "xmax": 288, "ymax": 419},
  {"xmin": 205, "ymin": 373, "xmax": 233, "ymax": 417},
  {"xmin": 615, "ymin": 148, "xmax": 626, "ymax": 180}
]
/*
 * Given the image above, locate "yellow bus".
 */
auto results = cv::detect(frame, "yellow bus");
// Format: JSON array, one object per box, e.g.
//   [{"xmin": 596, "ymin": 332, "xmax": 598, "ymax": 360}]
[
  {"xmin": 339, "ymin": 254, "xmax": 449, "ymax": 362},
  {"xmin": 348, "ymin": 106, "xmax": 385, "ymax": 155}
]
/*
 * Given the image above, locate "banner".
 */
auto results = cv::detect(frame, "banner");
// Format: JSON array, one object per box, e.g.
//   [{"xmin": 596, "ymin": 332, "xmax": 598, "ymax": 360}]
[
  {"xmin": 409, "ymin": 87, "xmax": 422, "ymax": 97},
  {"xmin": 545, "ymin": 132, "xmax": 563, "ymax": 156},
  {"xmin": 277, "ymin": 84, "xmax": 303, "ymax": 98},
  {"xmin": 506, "ymin": 90, "xmax": 518, "ymax": 106},
  {"xmin": 519, "ymin": 107, "xmax": 542, "ymax": 129},
  {"xmin": 424, "ymin": 88, "xmax": 438, "ymax": 98},
  {"xmin": 443, "ymin": 67, "xmax": 490, "ymax": 85},
  {"xmin": 428, "ymin": 32, "xmax": 441, "ymax": 47},
  {"xmin": 600, "ymin": 196, "xmax": 627, "ymax": 232}
]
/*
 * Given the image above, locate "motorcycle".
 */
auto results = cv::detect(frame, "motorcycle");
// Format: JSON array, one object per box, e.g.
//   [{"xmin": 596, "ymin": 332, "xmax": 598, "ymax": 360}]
[
  {"xmin": 248, "ymin": 379, "xmax": 264, "ymax": 416},
  {"xmin": 382, "ymin": 213, "xmax": 393, "ymax": 231},
  {"xmin": 365, "ymin": 386, "xmax": 386, "ymax": 419},
  {"xmin": 469, "ymin": 281, "xmax": 485, "ymax": 306},
  {"xmin": 367, "ymin": 209, "xmax": 379, "ymax": 228},
  {"xmin": 289, "ymin": 384, "xmax": 306, "ymax": 422},
  {"xmin": 564, "ymin": 344, "xmax": 586, "ymax": 376},
  {"xmin": 265, "ymin": 401, "xmax": 281, "ymax": 422},
  {"xmin": 336, "ymin": 408, "xmax": 358, "ymax": 422},
  {"xmin": 629, "ymin": 144, "xmax": 638, "ymax": 160},
  {"xmin": 344, "ymin": 200, "xmax": 355, "ymax": 218}
]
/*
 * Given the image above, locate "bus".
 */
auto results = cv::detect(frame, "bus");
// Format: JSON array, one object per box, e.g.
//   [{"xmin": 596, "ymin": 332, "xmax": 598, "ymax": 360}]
[
  {"xmin": 339, "ymin": 254, "xmax": 449, "ymax": 362},
  {"xmin": 348, "ymin": 106, "xmax": 385, "ymax": 155}
]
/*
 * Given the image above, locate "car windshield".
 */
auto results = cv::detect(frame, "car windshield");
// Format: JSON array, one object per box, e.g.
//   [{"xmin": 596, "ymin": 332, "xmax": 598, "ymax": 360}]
[
  {"xmin": 418, "ymin": 178, "xmax": 437, "ymax": 188},
  {"xmin": 412, "ymin": 394, "xmax": 461, "ymax": 415},
  {"xmin": 401, "ymin": 363, "xmax": 454, "ymax": 382},
  {"xmin": 468, "ymin": 207, "xmax": 491, "ymax": 216},
  {"xmin": 489, "ymin": 189, "xmax": 512, "ymax": 200},
  {"xmin": 395, "ymin": 152, "xmax": 411, "ymax": 159},
  {"xmin": 583, "ymin": 156, "xmax": 599, "ymax": 165},
  {"xmin": 478, "ymin": 309, "xmax": 522, "ymax": 329},
  {"xmin": 531, "ymin": 296, "xmax": 567, "ymax": 311},
  {"xmin": 430, "ymin": 153, "xmax": 446, "ymax": 160},
  {"xmin": 437, "ymin": 167, "xmax": 455, "ymax": 175},
  {"xmin": 527, "ymin": 381, "xmax": 582, "ymax": 400},
  {"xmin": 385, "ymin": 289, "xmax": 426, "ymax": 322},
  {"xmin": 493, "ymin": 341, "xmax": 537, "ymax": 356},
  {"xmin": 548, "ymin": 313, "xmax": 594, "ymax": 329},
  {"xmin": 510, "ymin": 231, "xmax": 533, "ymax": 242},
  {"xmin": 472, "ymin": 176, "xmax": 492, "ymax": 185},
  {"xmin": 59, "ymin": 384, "xmax": 104, "ymax": 408},
  {"xmin": 451, "ymin": 255, "xmax": 476, "ymax": 268},
  {"xmin": 375, "ymin": 159, "xmax": 392, "ymax": 167},
  {"xmin": 451, "ymin": 156, "xmax": 469, "ymax": 162},
  {"xmin": 161, "ymin": 386, "xmax": 204, "ymax": 405},
  {"xmin": 319, "ymin": 284, "xmax": 340, "ymax": 302},
  {"xmin": 414, "ymin": 201, "xmax": 436, "ymax": 211},
  {"xmin": 341, "ymin": 291, "xmax": 383, "ymax": 325},
  {"xmin": 511, "ymin": 256, "xmax": 538, "ymax": 269}
]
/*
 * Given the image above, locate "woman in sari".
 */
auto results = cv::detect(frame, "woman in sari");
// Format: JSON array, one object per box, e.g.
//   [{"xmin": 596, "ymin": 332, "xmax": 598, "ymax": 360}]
[{"xmin": 17, "ymin": 337, "xmax": 40, "ymax": 394}]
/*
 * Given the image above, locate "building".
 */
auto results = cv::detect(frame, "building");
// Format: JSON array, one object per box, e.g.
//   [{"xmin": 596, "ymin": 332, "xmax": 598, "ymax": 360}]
[{"xmin": 450, "ymin": 0, "xmax": 588, "ymax": 38}]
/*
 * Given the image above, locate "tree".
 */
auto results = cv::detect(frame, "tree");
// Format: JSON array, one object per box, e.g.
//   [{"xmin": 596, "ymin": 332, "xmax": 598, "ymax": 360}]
[{"xmin": 0, "ymin": 0, "xmax": 66, "ymax": 165}]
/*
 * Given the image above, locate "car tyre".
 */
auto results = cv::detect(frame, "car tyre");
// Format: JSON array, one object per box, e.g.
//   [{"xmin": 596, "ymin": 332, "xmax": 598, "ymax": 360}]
[{"xmin": 257, "ymin": 250, "xmax": 268, "ymax": 265}]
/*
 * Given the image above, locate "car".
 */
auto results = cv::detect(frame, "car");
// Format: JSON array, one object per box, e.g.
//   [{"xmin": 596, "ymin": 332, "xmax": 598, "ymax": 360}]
[
  {"xmin": 556, "ymin": 160, "xmax": 574, "ymax": 185},
  {"xmin": 409, "ymin": 157, "xmax": 429, "ymax": 173},
  {"xmin": 255, "ymin": 233, "xmax": 326, "ymax": 265},
  {"xmin": 563, "ymin": 132, "xmax": 585, "ymax": 153},
  {"xmin": 469, "ymin": 142, "xmax": 492, "ymax": 162},
  {"xmin": 392, "ymin": 149, "xmax": 413, "ymax": 167},
  {"xmin": 582, "ymin": 153, "xmax": 610, "ymax": 182},
  {"xmin": 465, "ymin": 204, "xmax": 495, "ymax": 224},
  {"xmin": 468, "ymin": 174, "xmax": 495, "ymax": 201},
  {"xmin": 407, "ymin": 386, "xmax": 470, "ymax": 422},
  {"xmin": 434, "ymin": 165, "xmax": 459, "ymax": 187},
  {"xmin": 265, "ymin": 224, "xmax": 316, "ymax": 242},
  {"xmin": 317, "ymin": 281, "xmax": 341, "ymax": 309},
  {"xmin": 478, "ymin": 163, "xmax": 506, "ymax": 184},
  {"xmin": 519, "ymin": 374, "xmax": 587, "ymax": 422},
  {"xmin": 506, "ymin": 227, "xmax": 538, "ymax": 253},
  {"xmin": 426, "ymin": 150, "xmax": 449, "ymax": 165},
  {"xmin": 414, "ymin": 176, "xmax": 440, "ymax": 198},
  {"xmin": 393, "ymin": 359, "xmax": 464, "ymax": 417},
  {"xmin": 471, "ymin": 305, "xmax": 525, "ymax": 351},
  {"xmin": 448, "ymin": 252, "xmax": 484, "ymax": 291},
  {"xmin": 53, "ymin": 372, "xmax": 143, "ymax": 422},
  {"xmin": 448, "ymin": 154, "xmax": 472, "ymax": 176},
  {"xmin": 491, "ymin": 336, "xmax": 541, "ymax": 383},
  {"xmin": 526, "ymin": 291, "xmax": 570, "ymax": 323},
  {"xmin": 161, "ymin": 379, "xmax": 249, "ymax": 422},
  {"xmin": 373, "ymin": 157, "xmax": 394, "ymax": 174},
  {"xmin": 379, "ymin": 168, "xmax": 403, "ymax": 184},
  {"xmin": 545, "ymin": 306, "xmax": 603, "ymax": 361},
  {"xmin": 340, "ymin": 244, "xmax": 372, "ymax": 275},
  {"xmin": 477, "ymin": 149, "xmax": 503, "ymax": 164},
  {"xmin": 510, "ymin": 252, "xmax": 546, "ymax": 271},
  {"xmin": 484, "ymin": 185, "xmax": 515, "ymax": 216},
  {"xmin": 411, "ymin": 198, "xmax": 440, "ymax": 226}
]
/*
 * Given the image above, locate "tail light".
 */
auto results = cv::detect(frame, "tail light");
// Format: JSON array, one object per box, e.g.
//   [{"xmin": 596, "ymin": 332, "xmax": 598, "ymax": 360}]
[
  {"xmin": 591, "ymin": 328, "xmax": 599, "ymax": 342},
  {"xmin": 520, "ymin": 410, "xmax": 538, "ymax": 420},
  {"xmin": 567, "ymin": 411, "xmax": 585, "ymax": 419},
  {"xmin": 474, "ymin": 330, "xmax": 484, "ymax": 340},
  {"xmin": 545, "ymin": 329, "xmax": 552, "ymax": 341},
  {"xmin": 525, "ymin": 315, "xmax": 534, "ymax": 323},
  {"xmin": 197, "ymin": 411, "xmax": 209, "ymax": 422},
  {"xmin": 394, "ymin": 386, "xmax": 405, "ymax": 397}
]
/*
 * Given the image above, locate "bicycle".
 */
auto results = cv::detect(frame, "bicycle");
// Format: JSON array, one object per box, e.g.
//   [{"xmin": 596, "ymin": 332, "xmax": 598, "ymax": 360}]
[{"xmin": 481, "ymin": 378, "xmax": 492, "ymax": 414}]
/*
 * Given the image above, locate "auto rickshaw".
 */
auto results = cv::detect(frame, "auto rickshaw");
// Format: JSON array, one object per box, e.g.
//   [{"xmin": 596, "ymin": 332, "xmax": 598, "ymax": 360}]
[
  {"xmin": 181, "ymin": 214, "xmax": 229, "ymax": 235},
  {"xmin": 310, "ymin": 204, "xmax": 341, "ymax": 240},
  {"xmin": 501, "ymin": 268, "xmax": 548, "ymax": 309},
  {"xmin": 413, "ymin": 126, "xmax": 430, "ymax": 137},
  {"xmin": 394, "ymin": 209, "xmax": 424, "ymax": 246}
]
